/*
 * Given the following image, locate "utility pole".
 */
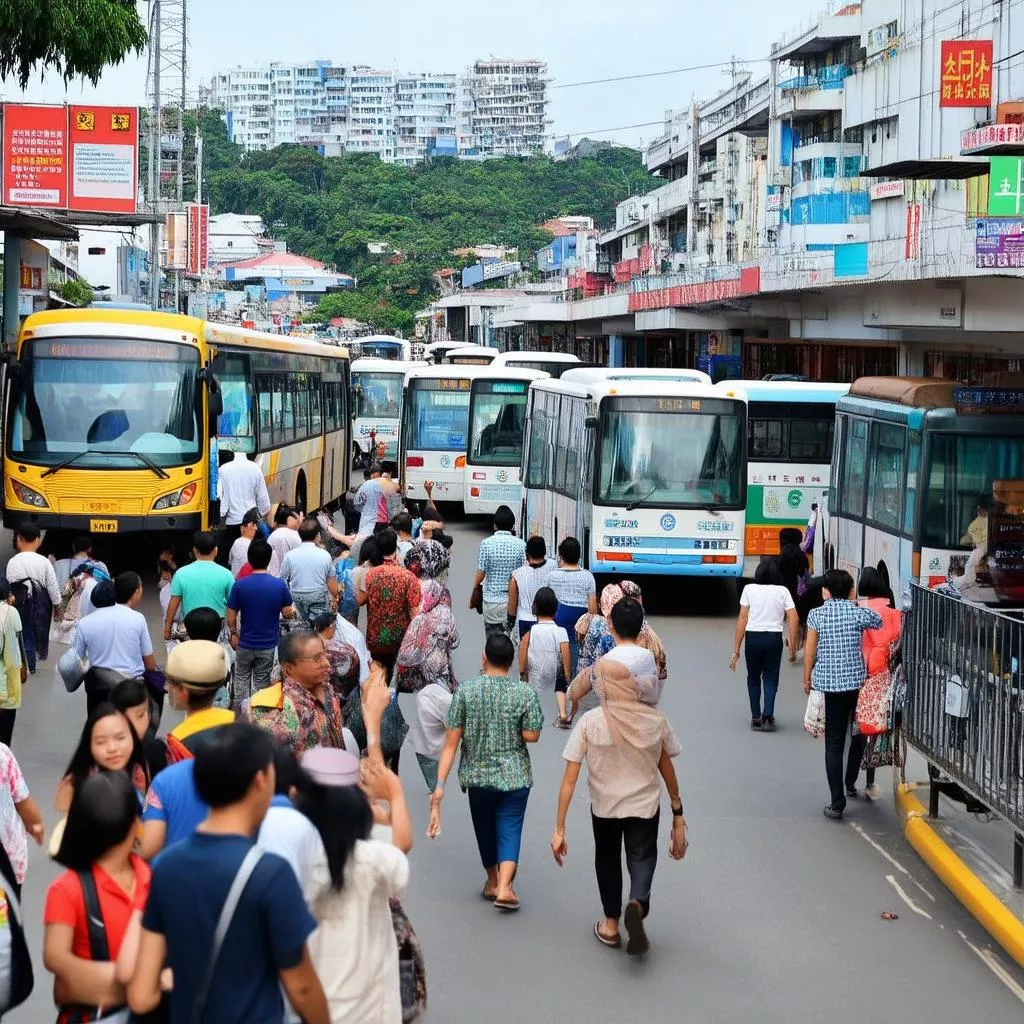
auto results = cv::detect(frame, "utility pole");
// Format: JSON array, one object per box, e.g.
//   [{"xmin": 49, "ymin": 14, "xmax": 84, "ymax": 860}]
[{"xmin": 147, "ymin": 2, "xmax": 161, "ymax": 309}]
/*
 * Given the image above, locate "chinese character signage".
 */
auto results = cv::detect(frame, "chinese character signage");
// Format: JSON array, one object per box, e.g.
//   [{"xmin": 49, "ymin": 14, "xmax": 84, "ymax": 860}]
[
  {"xmin": 975, "ymin": 218, "xmax": 1024, "ymax": 268},
  {"xmin": 960, "ymin": 123, "xmax": 1024, "ymax": 154},
  {"xmin": 68, "ymin": 105, "xmax": 138, "ymax": 213},
  {"xmin": 2, "ymin": 104, "xmax": 67, "ymax": 208},
  {"xmin": 988, "ymin": 157, "xmax": 1024, "ymax": 215},
  {"xmin": 1, "ymin": 103, "xmax": 138, "ymax": 213},
  {"xmin": 187, "ymin": 203, "xmax": 209, "ymax": 275},
  {"xmin": 940, "ymin": 40, "xmax": 992, "ymax": 107}
]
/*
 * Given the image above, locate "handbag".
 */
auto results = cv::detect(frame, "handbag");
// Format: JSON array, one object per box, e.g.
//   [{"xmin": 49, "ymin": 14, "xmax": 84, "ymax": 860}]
[
  {"xmin": 390, "ymin": 897, "xmax": 426, "ymax": 1022},
  {"xmin": 58, "ymin": 649, "xmax": 89, "ymax": 694},
  {"xmin": 803, "ymin": 689, "xmax": 825, "ymax": 738},
  {"xmin": 469, "ymin": 584, "xmax": 483, "ymax": 615},
  {"xmin": 855, "ymin": 665, "xmax": 892, "ymax": 736}
]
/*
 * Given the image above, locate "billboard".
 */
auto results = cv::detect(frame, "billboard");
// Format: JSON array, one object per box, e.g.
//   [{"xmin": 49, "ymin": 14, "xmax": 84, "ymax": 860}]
[
  {"xmin": 68, "ymin": 105, "xmax": 138, "ymax": 213},
  {"xmin": 975, "ymin": 217, "xmax": 1024, "ymax": 268},
  {"xmin": 1, "ymin": 103, "xmax": 138, "ymax": 214},
  {"xmin": 988, "ymin": 157, "xmax": 1024, "ymax": 216},
  {"xmin": 187, "ymin": 203, "xmax": 209, "ymax": 274},
  {"xmin": 2, "ymin": 104, "xmax": 67, "ymax": 208},
  {"xmin": 939, "ymin": 40, "xmax": 992, "ymax": 107},
  {"xmin": 164, "ymin": 212, "xmax": 187, "ymax": 269}
]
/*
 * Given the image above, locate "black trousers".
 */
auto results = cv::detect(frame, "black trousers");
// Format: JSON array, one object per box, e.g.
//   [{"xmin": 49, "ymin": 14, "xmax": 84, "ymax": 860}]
[
  {"xmin": 218, "ymin": 523, "xmax": 243, "ymax": 567},
  {"xmin": 0, "ymin": 710, "xmax": 16, "ymax": 748},
  {"xmin": 592, "ymin": 808, "xmax": 659, "ymax": 920},
  {"xmin": 824, "ymin": 689, "xmax": 867, "ymax": 811}
]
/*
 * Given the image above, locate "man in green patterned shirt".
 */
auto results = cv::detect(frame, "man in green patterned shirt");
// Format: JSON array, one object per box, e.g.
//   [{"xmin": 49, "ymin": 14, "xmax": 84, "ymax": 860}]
[{"xmin": 429, "ymin": 634, "xmax": 543, "ymax": 911}]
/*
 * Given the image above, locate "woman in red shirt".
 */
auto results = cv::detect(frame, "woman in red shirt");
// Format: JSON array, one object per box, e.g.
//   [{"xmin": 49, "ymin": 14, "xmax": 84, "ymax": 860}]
[
  {"xmin": 43, "ymin": 770, "xmax": 150, "ymax": 1023},
  {"xmin": 857, "ymin": 566, "xmax": 902, "ymax": 799}
]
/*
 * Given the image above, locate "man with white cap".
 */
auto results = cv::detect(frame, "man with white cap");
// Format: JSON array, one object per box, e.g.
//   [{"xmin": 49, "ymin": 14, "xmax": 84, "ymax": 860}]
[{"xmin": 139, "ymin": 640, "xmax": 235, "ymax": 861}]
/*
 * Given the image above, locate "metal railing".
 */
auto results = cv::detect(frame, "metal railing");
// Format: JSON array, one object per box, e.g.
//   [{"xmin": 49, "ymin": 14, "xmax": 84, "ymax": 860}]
[{"xmin": 903, "ymin": 584, "xmax": 1024, "ymax": 884}]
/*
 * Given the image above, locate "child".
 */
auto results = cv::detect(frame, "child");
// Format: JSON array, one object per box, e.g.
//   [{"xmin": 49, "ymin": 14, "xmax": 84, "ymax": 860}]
[
  {"xmin": 518, "ymin": 586, "xmax": 572, "ymax": 728},
  {"xmin": 0, "ymin": 742, "xmax": 43, "ymax": 894}
]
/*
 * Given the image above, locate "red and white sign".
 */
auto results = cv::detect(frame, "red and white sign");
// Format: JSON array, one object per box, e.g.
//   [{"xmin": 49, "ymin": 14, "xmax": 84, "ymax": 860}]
[
  {"xmin": 905, "ymin": 202, "xmax": 922, "ymax": 259},
  {"xmin": 961, "ymin": 122, "xmax": 1024, "ymax": 154},
  {"xmin": 628, "ymin": 267, "xmax": 761, "ymax": 312},
  {"xmin": 869, "ymin": 180, "xmax": 905, "ymax": 200},
  {"xmin": 68, "ymin": 105, "xmax": 138, "ymax": 213},
  {"xmin": 940, "ymin": 40, "xmax": 993, "ymax": 108},
  {"xmin": 187, "ymin": 203, "xmax": 209, "ymax": 274},
  {"xmin": 2, "ymin": 104, "xmax": 67, "ymax": 208}
]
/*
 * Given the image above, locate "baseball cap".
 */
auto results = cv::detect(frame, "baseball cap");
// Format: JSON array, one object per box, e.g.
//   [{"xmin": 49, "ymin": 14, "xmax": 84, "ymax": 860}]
[
  {"xmin": 242, "ymin": 507, "xmax": 262, "ymax": 526},
  {"xmin": 166, "ymin": 640, "xmax": 231, "ymax": 691},
  {"xmin": 301, "ymin": 747, "xmax": 360, "ymax": 787}
]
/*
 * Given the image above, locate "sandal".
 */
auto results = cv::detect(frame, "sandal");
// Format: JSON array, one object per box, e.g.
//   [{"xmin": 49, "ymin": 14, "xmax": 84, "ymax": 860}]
[
  {"xmin": 481, "ymin": 887, "xmax": 497, "ymax": 901},
  {"xmin": 594, "ymin": 922, "xmax": 621, "ymax": 948},
  {"xmin": 494, "ymin": 894, "xmax": 520, "ymax": 912}
]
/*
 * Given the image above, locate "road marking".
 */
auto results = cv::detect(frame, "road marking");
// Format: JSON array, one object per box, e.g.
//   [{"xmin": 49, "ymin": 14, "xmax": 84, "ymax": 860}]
[
  {"xmin": 958, "ymin": 931, "xmax": 1024, "ymax": 1005},
  {"xmin": 886, "ymin": 874, "xmax": 933, "ymax": 919},
  {"xmin": 850, "ymin": 822, "xmax": 936, "ymax": 900}
]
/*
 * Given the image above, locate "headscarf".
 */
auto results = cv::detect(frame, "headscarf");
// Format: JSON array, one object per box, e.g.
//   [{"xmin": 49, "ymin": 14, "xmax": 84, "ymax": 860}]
[
  {"xmin": 419, "ymin": 579, "xmax": 451, "ymax": 615},
  {"xmin": 405, "ymin": 539, "xmax": 450, "ymax": 581},
  {"xmin": 396, "ymin": 579, "xmax": 460, "ymax": 692},
  {"xmin": 600, "ymin": 582, "xmax": 626, "ymax": 616},
  {"xmin": 577, "ymin": 579, "xmax": 667, "ymax": 681},
  {"xmin": 592, "ymin": 656, "xmax": 668, "ymax": 756}
]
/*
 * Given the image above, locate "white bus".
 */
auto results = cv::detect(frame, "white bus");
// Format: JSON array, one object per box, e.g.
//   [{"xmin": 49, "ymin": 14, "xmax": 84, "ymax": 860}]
[
  {"xmin": 350, "ymin": 336, "xmax": 411, "ymax": 361},
  {"xmin": 720, "ymin": 380, "xmax": 850, "ymax": 577},
  {"xmin": 562, "ymin": 367, "xmax": 712, "ymax": 387},
  {"xmin": 522, "ymin": 373, "xmax": 748, "ymax": 578},
  {"xmin": 464, "ymin": 368, "xmax": 550, "ymax": 517},
  {"xmin": 491, "ymin": 351, "xmax": 582, "ymax": 378},
  {"xmin": 400, "ymin": 365, "xmax": 485, "ymax": 504},
  {"xmin": 819, "ymin": 377, "xmax": 1024, "ymax": 604},
  {"xmin": 442, "ymin": 345, "xmax": 498, "ymax": 366},
  {"xmin": 424, "ymin": 341, "xmax": 467, "ymax": 364},
  {"xmin": 350, "ymin": 358, "xmax": 424, "ymax": 470}
]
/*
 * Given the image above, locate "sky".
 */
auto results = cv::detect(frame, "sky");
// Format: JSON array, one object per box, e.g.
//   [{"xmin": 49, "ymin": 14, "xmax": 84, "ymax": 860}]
[{"xmin": 1, "ymin": 0, "xmax": 795, "ymax": 151}]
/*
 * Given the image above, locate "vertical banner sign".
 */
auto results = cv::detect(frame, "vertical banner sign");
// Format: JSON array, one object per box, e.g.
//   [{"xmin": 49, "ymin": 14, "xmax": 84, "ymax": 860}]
[
  {"xmin": 187, "ymin": 203, "xmax": 210, "ymax": 274},
  {"xmin": 940, "ymin": 40, "xmax": 993, "ymax": 107},
  {"xmin": 164, "ymin": 212, "xmax": 188, "ymax": 269},
  {"xmin": 68, "ymin": 105, "xmax": 138, "ymax": 213},
  {"xmin": 2, "ymin": 104, "xmax": 68, "ymax": 208},
  {"xmin": 905, "ymin": 202, "xmax": 922, "ymax": 259},
  {"xmin": 988, "ymin": 156, "xmax": 1024, "ymax": 215}
]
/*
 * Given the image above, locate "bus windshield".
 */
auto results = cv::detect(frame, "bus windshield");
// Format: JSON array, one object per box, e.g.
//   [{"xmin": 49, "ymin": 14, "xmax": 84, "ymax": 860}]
[
  {"xmin": 407, "ymin": 381, "xmax": 471, "ymax": 451},
  {"xmin": 503, "ymin": 359, "xmax": 575, "ymax": 377},
  {"xmin": 468, "ymin": 382, "xmax": 529, "ymax": 465},
  {"xmin": 597, "ymin": 397, "xmax": 745, "ymax": 508},
  {"xmin": 9, "ymin": 338, "xmax": 201, "ymax": 468},
  {"xmin": 354, "ymin": 373, "xmax": 403, "ymax": 419},
  {"xmin": 923, "ymin": 432, "xmax": 1024, "ymax": 549},
  {"xmin": 360, "ymin": 342, "xmax": 405, "ymax": 361}
]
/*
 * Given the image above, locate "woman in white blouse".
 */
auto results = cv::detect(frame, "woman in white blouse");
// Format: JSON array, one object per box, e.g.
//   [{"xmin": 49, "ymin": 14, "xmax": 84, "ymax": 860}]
[{"xmin": 730, "ymin": 561, "xmax": 799, "ymax": 732}]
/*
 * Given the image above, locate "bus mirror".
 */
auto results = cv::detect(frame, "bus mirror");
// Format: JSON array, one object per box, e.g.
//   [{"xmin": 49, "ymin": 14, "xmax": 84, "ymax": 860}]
[
  {"xmin": 585, "ymin": 415, "xmax": 599, "ymax": 429},
  {"xmin": 208, "ymin": 389, "xmax": 223, "ymax": 419}
]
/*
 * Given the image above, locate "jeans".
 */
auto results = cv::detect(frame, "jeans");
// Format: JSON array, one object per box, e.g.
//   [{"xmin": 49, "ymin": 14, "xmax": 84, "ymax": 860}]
[
  {"xmin": 592, "ymin": 809, "xmax": 660, "ymax": 920},
  {"xmin": 744, "ymin": 631, "xmax": 783, "ymax": 718},
  {"xmin": 555, "ymin": 605, "xmax": 586, "ymax": 676},
  {"xmin": 416, "ymin": 753, "xmax": 439, "ymax": 791},
  {"xmin": 234, "ymin": 646, "xmax": 276, "ymax": 705},
  {"xmin": 824, "ymin": 689, "xmax": 868, "ymax": 811},
  {"xmin": 467, "ymin": 786, "xmax": 530, "ymax": 868},
  {"xmin": 292, "ymin": 590, "xmax": 329, "ymax": 627}
]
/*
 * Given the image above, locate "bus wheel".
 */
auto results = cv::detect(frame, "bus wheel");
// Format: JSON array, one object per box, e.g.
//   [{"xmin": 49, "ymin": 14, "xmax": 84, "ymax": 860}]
[{"xmin": 295, "ymin": 473, "xmax": 308, "ymax": 516}]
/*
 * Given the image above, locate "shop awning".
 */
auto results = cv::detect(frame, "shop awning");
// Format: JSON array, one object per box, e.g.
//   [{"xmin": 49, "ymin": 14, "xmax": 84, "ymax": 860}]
[{"xmin": 860, "ymin": 159, "xmax": 989, "ymax": 180}]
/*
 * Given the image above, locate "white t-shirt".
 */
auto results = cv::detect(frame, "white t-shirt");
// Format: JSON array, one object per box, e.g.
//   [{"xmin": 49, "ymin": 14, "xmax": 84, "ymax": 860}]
[
  {"xmin": 217, "ymin": 456, "xmax": 271, "ymax": 525},
  {"xmin": 6, "ymin": 552, "xmax": 62, "ymax": 605},
  {"xmin": 71, "ymin": 603, "xmax": 153, "ymax": 677},
  {"xmin": 526, "ymin": 621, "xmax": 568, "ymax": 692},
  {"xmin": 511, "ymin": 560, "xmax": 555, "ymax": 621},
  {"xmin": 257, "ymin": 801, "xmax": 327, "ymax": 907},
  {"xmin": 740, "ymin": 583, "xmax": 795, "ymax": 632},
  {"xmin": 408, "ymin": 682, "xmax": 453, "ymax": 759}
]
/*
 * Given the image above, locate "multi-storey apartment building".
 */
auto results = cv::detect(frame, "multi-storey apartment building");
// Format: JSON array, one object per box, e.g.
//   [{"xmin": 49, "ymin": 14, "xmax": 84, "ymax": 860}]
[{"xmin": 206, "ymin": 59, "xmax": 548, "ymax": 163}]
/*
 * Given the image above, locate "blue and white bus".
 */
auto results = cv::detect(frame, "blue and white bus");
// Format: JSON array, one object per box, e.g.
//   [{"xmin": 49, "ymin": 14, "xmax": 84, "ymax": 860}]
[
  {"xmin": 350, "ymin": 358, "xmax": 424, "ymax": 470},
  {"xmin": 350, "ymin": 336, "xmax": 410, "ymax": 361},
  {"xmin": 521, "ymin": 372, "xmax": 747, "ymax": 577}
]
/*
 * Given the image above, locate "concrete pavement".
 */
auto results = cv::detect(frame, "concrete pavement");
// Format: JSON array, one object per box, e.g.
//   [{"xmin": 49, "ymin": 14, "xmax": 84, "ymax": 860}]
[{"xmin": 5, "ymin": 520, "xmax": 1024, "ymax": 1021}]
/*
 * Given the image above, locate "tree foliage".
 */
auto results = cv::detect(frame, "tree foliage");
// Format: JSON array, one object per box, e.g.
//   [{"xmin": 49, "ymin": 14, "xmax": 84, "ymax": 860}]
[
  {"xmin": 58, "ymin": 278, "xmax": 94, "ymax": 306},
  {"xmin": 200, "ymin": 114, "xmax": 654, "ymax": 327},
  {"xmin": 0, "ymin": 0, "xmax": 148, "ymax": 89}
]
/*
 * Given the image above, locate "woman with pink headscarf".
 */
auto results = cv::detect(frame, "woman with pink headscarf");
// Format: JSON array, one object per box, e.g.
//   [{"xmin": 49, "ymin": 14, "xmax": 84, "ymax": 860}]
[
  {"xmin": 576, "ymin": 581, "xmax": 667, "ymax": 683},
  {"xmin": 395, "ymin": 579, "xmax": 460, "ymax": 694}
]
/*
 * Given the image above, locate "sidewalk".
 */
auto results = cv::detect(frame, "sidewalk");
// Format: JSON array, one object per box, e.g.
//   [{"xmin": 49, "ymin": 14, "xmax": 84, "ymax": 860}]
[{"xmin": 897, "ymin": 749, "xmax": 1024, "ymax": 967}]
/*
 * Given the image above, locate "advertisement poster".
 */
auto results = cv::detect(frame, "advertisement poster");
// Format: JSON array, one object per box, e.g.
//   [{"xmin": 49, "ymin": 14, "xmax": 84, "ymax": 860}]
[
  {"xmin": 2, "ymin": 103, "xmax": 67, "ymax": 208},
  {"xmin": 68, "ymin": 105, "xmax": 138, "ymax": 213},
  {"xmin": 939, "ymin": 40, "xmax": 993, "ymax": 107}
]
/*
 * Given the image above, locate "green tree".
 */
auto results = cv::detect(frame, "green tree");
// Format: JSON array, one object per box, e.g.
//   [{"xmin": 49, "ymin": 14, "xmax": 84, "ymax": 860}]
[
  {"xmin": 0, "ymin": 0, "xmax": 148, "ymax": 88},
  {"xmin": 58, "ymin": 278, "xmax": 94, "ymax": 306}
]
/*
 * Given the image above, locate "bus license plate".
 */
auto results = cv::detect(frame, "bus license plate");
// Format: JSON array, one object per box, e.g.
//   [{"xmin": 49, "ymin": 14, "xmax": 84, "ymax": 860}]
[{"xmin": 89, "ymin": 519, "xmax": 119, "ymax": 534}]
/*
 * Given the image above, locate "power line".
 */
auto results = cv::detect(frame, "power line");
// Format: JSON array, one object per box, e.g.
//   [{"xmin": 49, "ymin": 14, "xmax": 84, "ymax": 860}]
[{"xmin": 551, "ymin": 59, "xmax": 768, "ymax": 91}]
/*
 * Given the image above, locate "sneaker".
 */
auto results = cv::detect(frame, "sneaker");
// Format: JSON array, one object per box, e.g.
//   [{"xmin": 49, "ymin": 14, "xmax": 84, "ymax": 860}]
[
  {"xmin": 761, "ymin": 716, "xmax": 776, "ymax": 732},
  {"xmin": 750, "ymin": 717, "xmax": 763, "ymax": 731},
  {"xmin": 865, "ymin": 783, "xmax": 881, "ymax": 800},
  {"xmin": 823, "ymin": 805, "xmax": 844, "ymax": 820},
  {"xmin": 846, "ymin": 785, "xmax": 860, "ymax": 799}
]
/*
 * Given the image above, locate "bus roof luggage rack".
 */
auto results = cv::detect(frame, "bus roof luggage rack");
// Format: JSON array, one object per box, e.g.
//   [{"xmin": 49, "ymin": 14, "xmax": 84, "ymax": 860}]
[{"xmin": 848, "ymin": 376, "xmax": 956, "ymax": 408}]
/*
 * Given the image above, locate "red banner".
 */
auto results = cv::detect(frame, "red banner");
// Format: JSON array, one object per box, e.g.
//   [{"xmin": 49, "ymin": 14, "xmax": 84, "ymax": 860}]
[
  {"xmin": 628, "ymin": 267, "xmax": 761, "ymax": 312},
  {"xmin": 940, "ymin": 40, "xmax": 992, "ymax": 107},
  {"xmin": 187, "ymin": 203, "xmax": 209, "ymax": 274},
  {"xmin": 68, "ymin": 105, "xmax": 138, "ymax": 213},
  {"xmin": 2, "ymin": 104, "xmax": 67, "ymax": 208}
]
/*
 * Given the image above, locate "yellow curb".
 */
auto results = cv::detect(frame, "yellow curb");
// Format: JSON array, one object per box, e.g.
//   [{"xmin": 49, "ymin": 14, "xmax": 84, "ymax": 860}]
[{"xmin": 895, "ymin": 784, "xmax": 1024, "ymax": 968}]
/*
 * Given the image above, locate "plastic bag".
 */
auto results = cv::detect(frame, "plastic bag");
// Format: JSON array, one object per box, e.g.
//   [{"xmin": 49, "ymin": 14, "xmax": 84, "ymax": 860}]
[{"xmin": 803, "ymin": 689, "xmax": 826, "ymax": 738}]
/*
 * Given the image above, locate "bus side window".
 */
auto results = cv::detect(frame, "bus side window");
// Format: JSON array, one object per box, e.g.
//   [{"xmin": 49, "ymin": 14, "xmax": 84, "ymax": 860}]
[
  {"xmin": 904, "ymin": 431, "xmax": 920, "ymax": 535},
  {"xmin": 841, "ymin": 418, "xmax": 868, "ymax": 518},
  {"xmin": 257, "ymin": 374, "xmax": 274, "ymax": 449},
  {"xmin": 867, "ymin": 423, "xmax": 905, "ymax": 530},
  {"xmin": 553, "ymin": 395, "xmax": 571, "ymax": 495},
  {"xmin": 213, "ymin": 353, "xmax": 255, "ymax": 453},
  {"xmin": 310, "ymin": 377, "xmax": 322, "ymax": 434},
  {"xmin": 830, "ymin": 414, "xmax": 845, "ymax": 511}
]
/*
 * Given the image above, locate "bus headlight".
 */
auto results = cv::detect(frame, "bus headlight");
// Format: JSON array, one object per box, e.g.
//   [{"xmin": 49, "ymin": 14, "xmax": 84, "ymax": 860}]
[
  {"xmin": 153, "ymin": 483, "xmax": 198, "ymax": 510},
  {"xmin": 11, "ymin": 481, "xmax": 48, "ymax": 508}
]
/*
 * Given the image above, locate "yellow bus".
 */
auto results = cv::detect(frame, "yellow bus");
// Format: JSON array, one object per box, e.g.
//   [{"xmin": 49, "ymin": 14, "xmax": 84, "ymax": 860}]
[{"xmin": 3, "ymin": 309, "xmax": 350, "ymax": 552}]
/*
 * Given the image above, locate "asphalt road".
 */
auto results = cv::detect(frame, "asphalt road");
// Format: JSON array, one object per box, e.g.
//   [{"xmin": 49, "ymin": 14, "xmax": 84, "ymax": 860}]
[{"xmin": 5, "ymin": 520, "xmax": 1024, "ymax": 1022}]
